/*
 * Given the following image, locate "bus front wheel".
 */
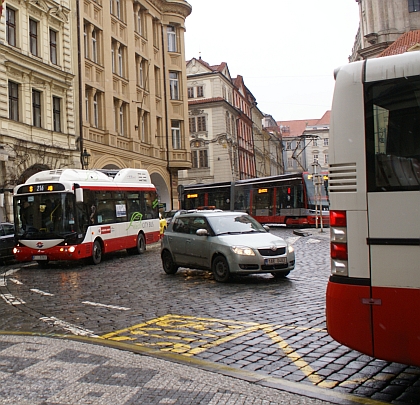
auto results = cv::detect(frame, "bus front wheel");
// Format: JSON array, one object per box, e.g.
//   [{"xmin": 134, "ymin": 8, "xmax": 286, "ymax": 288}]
[{"xmin": 91, "ymin": 240, "xmax": 102, "ymax": 265}]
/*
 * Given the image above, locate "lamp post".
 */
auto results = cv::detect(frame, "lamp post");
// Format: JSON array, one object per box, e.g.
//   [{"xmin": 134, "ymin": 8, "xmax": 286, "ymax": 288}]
[
  {"xmin": 311, "ymin": 161, "xmax": 324, "ymax": 232},
  {"xmin": 82, "ymin": 149, "xmax": 91, "ymax": 170}
]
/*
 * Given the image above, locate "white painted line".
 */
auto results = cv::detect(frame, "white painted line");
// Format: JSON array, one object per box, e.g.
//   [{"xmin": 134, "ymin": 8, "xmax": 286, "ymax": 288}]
[
  {"xmin": 0, "ymin": 293, "xmax": 25, "ymax": 305},
  {"xmin": 9, "ymin": 278, "xmax": 23, "ymax": 285},
  {"xmin": 30, "ymin": 288, "xmax": 54, "ymax": 296},
  {"xmin": 4, "ymin": 269, "xmax": 21, "ymax": 277},
  {"xmin": 82, "ymin": 301, "xmax": 131, "ymax": 311},
  {"xmin": 287, "ymin": 236, "xmax": 300, "ymax": 245},
  {"xmin": 39, "ymin": 316, "xmax": 99, "ymax": 337}
]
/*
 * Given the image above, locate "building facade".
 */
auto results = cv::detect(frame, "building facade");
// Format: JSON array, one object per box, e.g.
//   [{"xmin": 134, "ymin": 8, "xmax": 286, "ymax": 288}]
[
  {"xmin": 180, "ymin": 58, "xmax": 240, "ymax": 185},
  {"xmin": 0, "ymin": 0, "xmax": 79, "ymax": 221},
  {"xmin": 80, "ymin": 0, "xmax": 192, "ymax": 211},
  {"xmin": 350, "ymin": 0, "xmax": 420, "ymax": 61},
  {"xmin": 278, "ymin": 111, "xmax": 330, "ymax": 174}
]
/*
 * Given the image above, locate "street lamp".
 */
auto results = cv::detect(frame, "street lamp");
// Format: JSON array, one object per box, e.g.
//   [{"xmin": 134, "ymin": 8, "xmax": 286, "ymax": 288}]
[
  {"xmin": 82, "ymin": 149, "xmax": 91, "ymax": 170},
  {"xmin": 311, "ymin": 161, "xmax": 324, "ymax": 232}
]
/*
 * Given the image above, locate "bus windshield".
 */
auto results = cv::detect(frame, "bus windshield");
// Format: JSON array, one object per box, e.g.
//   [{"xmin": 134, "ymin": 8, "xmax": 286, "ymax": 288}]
[
  {"xmin": 302, "ymin": 173, "xmax": 329, "ymax": 210},
  {"xmin": 14, "ymin": 193, "xmax": 81, "ymax": 239}
]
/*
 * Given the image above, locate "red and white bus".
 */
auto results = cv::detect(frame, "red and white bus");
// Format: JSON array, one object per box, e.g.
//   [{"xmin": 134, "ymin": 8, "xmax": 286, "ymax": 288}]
[
  {"xmin": 326, "ymin": 51, "xmax": 420, "ymax": 366},
  {"xmin": 180, "ymin": 172, "xmax": 329, "ymax": 227},
  {"xmin": 13, "ymin": 168, "xmax": 160, "ymax": 266}
]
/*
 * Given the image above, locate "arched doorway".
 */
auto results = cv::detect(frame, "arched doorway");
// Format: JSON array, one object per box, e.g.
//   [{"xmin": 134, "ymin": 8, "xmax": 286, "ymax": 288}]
[{"xmin": 150, "ymin": 173, "xmax": 170, "ymax": 212}]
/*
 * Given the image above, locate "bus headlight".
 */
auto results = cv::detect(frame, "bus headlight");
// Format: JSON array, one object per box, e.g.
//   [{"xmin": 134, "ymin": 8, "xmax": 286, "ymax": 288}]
[{"xmin": 231, "ymin": 246, "xmax": 255, "ymax": 256}]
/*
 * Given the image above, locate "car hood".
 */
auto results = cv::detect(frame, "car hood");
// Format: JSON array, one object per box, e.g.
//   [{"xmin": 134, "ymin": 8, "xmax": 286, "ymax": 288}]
[{"xmin": 216, "ymin": 232, "xmax": 287, "ymax": 248}]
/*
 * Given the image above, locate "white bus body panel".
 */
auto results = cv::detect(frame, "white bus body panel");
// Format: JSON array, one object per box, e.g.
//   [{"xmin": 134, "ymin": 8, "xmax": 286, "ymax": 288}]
[
  {"xmin": 330, "ymin": 60, "xmax": 370, "ymax": 279},
  {"xmin": 368, "ymin": 191, "xmax": 420, "ymax": 289}
]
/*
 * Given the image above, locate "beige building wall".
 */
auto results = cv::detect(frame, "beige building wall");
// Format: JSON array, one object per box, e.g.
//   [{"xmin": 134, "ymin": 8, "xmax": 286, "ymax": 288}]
[
  {"xmin": 181, "ymin": 58, "xmax": 239, "ymax": 186},
  {"xmin": 0, "ymin": 0, "xmax": 79, "ymax": 221},
  {"xmin": 80, "ymin": 0, "xmax": 192, "ymax": 211}
]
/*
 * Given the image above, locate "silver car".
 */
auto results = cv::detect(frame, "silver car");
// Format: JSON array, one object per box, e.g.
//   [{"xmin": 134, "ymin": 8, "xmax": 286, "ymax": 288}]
[{"xmin": 161, "ymin": 211, "xmax": 295, "ymax": 282}]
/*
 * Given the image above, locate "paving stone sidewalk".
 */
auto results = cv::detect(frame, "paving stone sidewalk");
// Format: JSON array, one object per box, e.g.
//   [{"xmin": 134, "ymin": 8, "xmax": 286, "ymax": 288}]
[{"xmin": 0, "ymin": 334, "xmax": 366, "ymax": 405}]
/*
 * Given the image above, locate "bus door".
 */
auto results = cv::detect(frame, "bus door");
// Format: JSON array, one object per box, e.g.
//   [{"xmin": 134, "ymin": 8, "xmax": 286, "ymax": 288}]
[{"xmin": 365, "ymin": 75, "xmax": 420, "ymax": 365}]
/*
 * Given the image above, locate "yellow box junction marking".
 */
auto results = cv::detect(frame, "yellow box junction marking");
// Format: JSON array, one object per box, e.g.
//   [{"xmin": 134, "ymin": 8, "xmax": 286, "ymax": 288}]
[{"xmin": 100, "ymin": 314, "xmax": 332, "ymax": 386}]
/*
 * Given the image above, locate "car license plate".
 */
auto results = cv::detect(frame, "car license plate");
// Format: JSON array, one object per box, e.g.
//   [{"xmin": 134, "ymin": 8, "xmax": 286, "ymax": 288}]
[
  {"xmin": 265, "ymin": 257, "xmax": 286, "ymax": 265},
  {"xmin": 33, "ymin": 255, "xmax": 48, "ymax": 260}
]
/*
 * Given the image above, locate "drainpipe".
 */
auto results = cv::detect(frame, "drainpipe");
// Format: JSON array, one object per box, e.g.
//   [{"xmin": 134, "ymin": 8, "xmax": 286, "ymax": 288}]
[
  {"xmin": 161, "ymin": 23, "xmax": 174, "ymax": 209},
  {"xmin": 76, "ymin": 0, "xmax": 84, "ymax": 169}
]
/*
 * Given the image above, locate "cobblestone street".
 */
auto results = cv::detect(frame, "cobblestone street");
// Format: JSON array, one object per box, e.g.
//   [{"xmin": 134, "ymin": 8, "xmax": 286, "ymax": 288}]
[{"xmin": 1, "ymin": 227, "xmax": 419, "ymax": 404}]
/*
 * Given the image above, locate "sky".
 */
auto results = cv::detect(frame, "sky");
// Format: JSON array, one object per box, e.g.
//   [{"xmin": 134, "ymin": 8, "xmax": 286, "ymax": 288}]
[{"xmin": 184, "ymin": 0, "xmax": 360, "ymax": 121}]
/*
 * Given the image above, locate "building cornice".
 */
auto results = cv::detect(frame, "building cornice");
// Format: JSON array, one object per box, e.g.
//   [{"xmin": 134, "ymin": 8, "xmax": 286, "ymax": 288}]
[{"xmin": 149, "ymin": 0, "xmax": 192, "ymax": 18}]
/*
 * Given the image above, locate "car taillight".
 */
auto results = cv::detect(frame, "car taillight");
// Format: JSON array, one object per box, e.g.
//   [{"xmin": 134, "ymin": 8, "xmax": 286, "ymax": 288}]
[{"xmin": 330, "ymin": 210, "xmax": 348, "ymax": 276}]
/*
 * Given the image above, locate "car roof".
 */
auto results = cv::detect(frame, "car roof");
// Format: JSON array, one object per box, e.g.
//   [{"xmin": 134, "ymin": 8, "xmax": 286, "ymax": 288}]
[{"xmin": 176, "ymin": 210, "xmax": 244, "ymax": 218}]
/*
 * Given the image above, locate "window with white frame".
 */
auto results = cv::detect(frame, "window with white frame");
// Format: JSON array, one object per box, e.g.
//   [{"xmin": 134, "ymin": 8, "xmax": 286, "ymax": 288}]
[
  {"xmin": 313, "ymin": 154, "xmax": 318, "ymax": 163},
  {"xmin": 53, "ymin": 96, "xmax": 61, "ymax": 132},
  {"xmin": 119, "ymin": 104, "xmax": 125, "ymax": 136},
  {"xmin": 286, "ymin": 141, "xmax": 292, "ymax": 150},
  {"xmin": 6, "ymin": 8, "xmax": 17, "ymax": 47},
  {"xmin": 167, "ymin": 25, "xmax": 176, "ymax": 52},
  {"xmin": 191, "ymin": 141, "xmax": 208, "ymax": 168},
  {"xmin": 323, "ymin": 138, "xmax": 329, "ymax": 146},
  {"xmin": 196, "ymin": 86, "xmax": 204, "ymax": 97},
  {"xmin": 171, "ymin": 120, "xmax": 181, "ymax": 149},
  {"xmin": 296, "ymin": 140, "xmax": 302, "ymax": 149},
  {"xmin": 111, "ymin": 43, "xmax": 115, "ymax": 73},
  {"xmin": 93, "ymin": 93, "xmax": 99, "ymax": 128},
  {"xmin": 169, "ymin": 72, "xmax": 179, "ymax": 100},
  {"xmin": 189, "ymin": 115, "xmax": 206, "ymax": 133},
  {"xmin": 324, "ymin": 154, "xmax": 329, "ymax": 165},
  {"xmin": 287, "ymin": 157, "xmax": 293, "ymax": 167},
  {"xmin": 84, "ymin": 24, "xmax": 88, "ymax": 58},
  {"xmin": 154, "ymin": 66, "xmax": 160, "ymax": 96},
  {"xmin": 92, "ymin": 29, "xmax": 98, "ymax": 63},
  {"xmin": 50, "ymin": 29, "xmax": 58, "ymax": 65},
  {"xmin": 187, "ymin": 87, "xmax": 194, "ymax": 98},
  {"xmin": 313, "ymin": 139, "xmax": 318, "ymax": 147},
  {"xmin": 8, "ymin": 81, "xmax": 19, "ymax": 121},
  {"xmin": 32, "ymin": 89, "xmax": 42, "ymax": 127},
  {"xmin": 29, "ymin": 19, "xmax": 38, "ymax": 56},
  {"xmin": 118, "ymin": 46, "xmax": 123, "ymax": 76}
]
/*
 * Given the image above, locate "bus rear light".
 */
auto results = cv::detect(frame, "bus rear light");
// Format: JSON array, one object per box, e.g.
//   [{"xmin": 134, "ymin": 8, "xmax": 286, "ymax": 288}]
[
  {"xmin": 331, "ymin": 259, "xmax": 348, "ymax": 276},
  {"xmin": 331, "ymin": 242, "xmax": 348, "ymax": 260},
  {"xmin": 331, "ymin": 227, "xmax": 347, "ymax": 243},
  {"xmin": 330, "ymin": 210, "xmax": 346, "ymax": 227}
]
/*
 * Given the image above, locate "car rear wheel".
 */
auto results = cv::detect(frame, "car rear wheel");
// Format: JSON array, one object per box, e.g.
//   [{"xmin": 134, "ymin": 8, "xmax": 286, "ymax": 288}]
[
  {"xmin": 212, "ymin": 256, "xmax": 230, "ymax": 282},
  {"xmin": 162, "ymin": 250, "xmax": 178, "ymax": 274}
]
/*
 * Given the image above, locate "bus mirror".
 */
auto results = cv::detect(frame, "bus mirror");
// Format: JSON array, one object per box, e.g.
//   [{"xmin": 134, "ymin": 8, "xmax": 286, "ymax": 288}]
[
  {"xmin": 75, "ymin": 187, "xmax": 83, "ymax": 203},
  {"xmin": 0, "ymin": 193, "xmax": 4, "ymax": 208}
]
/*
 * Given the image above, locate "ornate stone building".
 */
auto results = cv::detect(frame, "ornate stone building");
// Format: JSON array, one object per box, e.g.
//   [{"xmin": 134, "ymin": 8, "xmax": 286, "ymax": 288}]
[
  {"xmin": 79, "ymin": 0, "xmax": 192, "ymax": 210},
  {"xmin": 350, "ymin": 0, "xmax": 420, "ymax": 61},
  {"xmin": 0, "ymin": 0, "xmax": 192, "ymax": 221},
  {"xmin": 0, "ymin": 0, "xmax": 79, "ymax": 221}
]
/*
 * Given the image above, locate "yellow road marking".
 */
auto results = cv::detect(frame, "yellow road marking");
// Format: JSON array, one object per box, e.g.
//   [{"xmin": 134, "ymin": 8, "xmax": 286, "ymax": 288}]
[{"xmin": 100, "ymin": 314, "xmax": 331, "ymax": 385}]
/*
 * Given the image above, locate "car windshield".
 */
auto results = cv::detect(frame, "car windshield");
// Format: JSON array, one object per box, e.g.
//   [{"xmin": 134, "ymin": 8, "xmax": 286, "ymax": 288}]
[{"xmin": 207, "ymin": 214, "xmax": 266, "ymax": 235}]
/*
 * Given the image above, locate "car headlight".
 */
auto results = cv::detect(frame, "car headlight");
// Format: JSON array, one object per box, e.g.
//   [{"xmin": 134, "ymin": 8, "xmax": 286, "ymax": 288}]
[
  {"xmin": 231, "ymin": 246, "xmax": 255, "ymax": 256},
  {"xmin": 288, "ymin": 244, "xmax": 294, "ymax": 254}
]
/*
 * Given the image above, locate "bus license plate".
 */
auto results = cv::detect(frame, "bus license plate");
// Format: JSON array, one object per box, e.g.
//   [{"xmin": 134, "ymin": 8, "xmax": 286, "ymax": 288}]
[
  {"xmin": 265, "ymin": 257, "xmax": 286, "ymax": 265},
  {"xmin": 33, "ymin": 255, "xmax": 48, "ymax": 261}
]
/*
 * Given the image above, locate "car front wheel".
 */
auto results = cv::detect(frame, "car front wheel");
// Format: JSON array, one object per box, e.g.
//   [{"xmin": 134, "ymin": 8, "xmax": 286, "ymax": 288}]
[
  {"xmin": 162, "ymin": 250, "xmax": 178, "ymax": 274},
  {"xmin": 212, "ymin": 255, "xmax": 230, "ymax": 282}
]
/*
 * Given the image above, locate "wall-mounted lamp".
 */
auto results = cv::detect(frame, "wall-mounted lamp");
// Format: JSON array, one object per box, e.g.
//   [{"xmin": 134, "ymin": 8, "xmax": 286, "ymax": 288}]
[
  {"xmin": 134, "ymin": 125, "xmax": 139, "ymax": 130},
  {"xmin": 82, "ymin": 148, "xmax": 91, "ymax": 170}
]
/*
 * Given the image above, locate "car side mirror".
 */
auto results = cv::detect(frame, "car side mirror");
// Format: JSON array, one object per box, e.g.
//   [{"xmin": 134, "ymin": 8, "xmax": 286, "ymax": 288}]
[
  {"xmin": 196, "ymin": 228, "xmax": 208, "ymax": 236},
  {"xmin": 263, "ymin": 225, "xmax": 270, "ymax": 232}
]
